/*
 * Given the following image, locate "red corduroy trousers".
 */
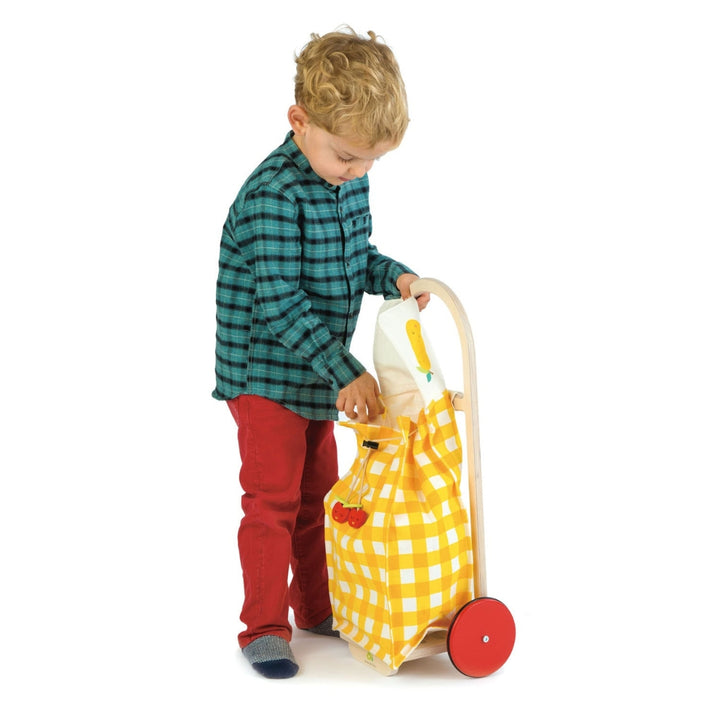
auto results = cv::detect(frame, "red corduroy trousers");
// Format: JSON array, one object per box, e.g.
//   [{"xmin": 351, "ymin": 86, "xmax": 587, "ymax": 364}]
[{"xmin": 226, "ymin": 394, "xmax": 337, "ymax": 648}]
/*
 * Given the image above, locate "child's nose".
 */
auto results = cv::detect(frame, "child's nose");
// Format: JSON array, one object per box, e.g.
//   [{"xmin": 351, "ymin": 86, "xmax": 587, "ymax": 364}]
[{"xmin": 352, "ymin": 159, "xmax": 374, "ymax": 178}]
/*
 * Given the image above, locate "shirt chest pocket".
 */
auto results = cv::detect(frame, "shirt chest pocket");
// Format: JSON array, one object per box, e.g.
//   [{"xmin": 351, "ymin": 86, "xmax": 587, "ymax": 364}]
[
  {"xmin": 342, "ymin": 215, "xmax": 372, "ymax": 295},
  {"xmin": 344, "ymin": 213, "xmax": 372, "ymax": 242}
]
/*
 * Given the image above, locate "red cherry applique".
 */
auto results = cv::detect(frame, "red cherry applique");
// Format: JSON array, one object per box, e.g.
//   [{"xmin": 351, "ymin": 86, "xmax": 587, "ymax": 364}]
[
  {"xmin": 332, "ymin": 501, "xmax": 350, "ymax": 523},
  {"xmin": 348, "ymin": 507, "xmax": 369, "ymax": 528}
]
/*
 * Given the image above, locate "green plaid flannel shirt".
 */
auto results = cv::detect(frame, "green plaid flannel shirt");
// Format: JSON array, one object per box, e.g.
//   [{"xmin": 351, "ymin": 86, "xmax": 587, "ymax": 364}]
[{"xmin": 213, "ymin": 133, "xmax": 414, "ymax": 420}]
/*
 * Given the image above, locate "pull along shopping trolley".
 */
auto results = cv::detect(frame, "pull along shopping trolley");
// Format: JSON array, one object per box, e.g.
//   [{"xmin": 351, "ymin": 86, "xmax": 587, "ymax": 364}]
[{"xmin": 324, "ymin": 278, "xmax": 515, "ymax": 677}]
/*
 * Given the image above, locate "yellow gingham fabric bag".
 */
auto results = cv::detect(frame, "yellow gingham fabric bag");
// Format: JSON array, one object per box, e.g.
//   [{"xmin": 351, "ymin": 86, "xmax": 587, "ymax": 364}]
[{"xmin": 324, "ymin": 298, "xmax": 474, "ymax": 670}]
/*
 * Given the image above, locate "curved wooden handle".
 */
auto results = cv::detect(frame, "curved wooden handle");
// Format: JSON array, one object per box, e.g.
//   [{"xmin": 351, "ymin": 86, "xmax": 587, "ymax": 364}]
[{"xmin": 410, "ymin": 277, "xmax": 487, "ymax": 597}]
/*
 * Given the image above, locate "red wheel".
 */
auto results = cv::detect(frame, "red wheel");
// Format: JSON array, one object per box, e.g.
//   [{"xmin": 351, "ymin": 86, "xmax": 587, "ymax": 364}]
[{"xmin": 447, "ymin": 597, "xmax": 515, "ymax": 677}]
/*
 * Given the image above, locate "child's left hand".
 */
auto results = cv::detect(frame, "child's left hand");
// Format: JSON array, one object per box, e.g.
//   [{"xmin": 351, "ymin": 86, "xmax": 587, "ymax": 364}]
[{"xmin": 397, "ymin": 273, "xmax": 430, "ymax": 310}]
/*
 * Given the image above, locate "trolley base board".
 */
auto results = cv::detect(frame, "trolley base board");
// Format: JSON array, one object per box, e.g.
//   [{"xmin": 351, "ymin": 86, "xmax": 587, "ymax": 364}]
[{"xmin": 341, "ymin": 630, "xmax": 448, "ymax": 676}]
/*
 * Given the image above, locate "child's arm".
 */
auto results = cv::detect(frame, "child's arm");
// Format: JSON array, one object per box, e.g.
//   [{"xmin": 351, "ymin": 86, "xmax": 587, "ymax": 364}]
[
  {"xmin": 364, "ymin": 247, "xmax": 429, "ymax": 309},
  {"xmin": 234, "ymin": 187, "xmax": 368, "ymax": 394}
]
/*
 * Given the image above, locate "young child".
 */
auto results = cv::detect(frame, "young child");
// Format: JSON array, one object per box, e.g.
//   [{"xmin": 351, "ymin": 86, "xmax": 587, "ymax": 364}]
[{"xmin": 213, "ymin": 27, "xmax": 428, "ymax": 679}]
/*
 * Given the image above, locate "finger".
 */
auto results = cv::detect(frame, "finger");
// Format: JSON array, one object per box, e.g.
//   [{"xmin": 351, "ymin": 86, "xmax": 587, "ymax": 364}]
[
  {"xmin": 416, "ymin": 292, "xmax": 430, "ymax": 310},
  {"xmin": 345, "ymin": 397, "xmax": 360, "ymax": 420},
  {"xmin": 366, "ymin": 394, "xmax": 382, "ymax": 420}
]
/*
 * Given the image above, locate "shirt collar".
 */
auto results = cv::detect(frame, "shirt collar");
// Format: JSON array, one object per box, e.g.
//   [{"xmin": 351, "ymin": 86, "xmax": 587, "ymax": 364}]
[{"xmin": 283, "ymin": 131, "xmax": 339, "ymax": 193}]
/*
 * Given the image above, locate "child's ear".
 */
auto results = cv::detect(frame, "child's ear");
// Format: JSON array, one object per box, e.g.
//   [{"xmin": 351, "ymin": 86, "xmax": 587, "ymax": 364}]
[{"xmin": 287, "ymin": 105, "xmax": 310, "ymax": 135}]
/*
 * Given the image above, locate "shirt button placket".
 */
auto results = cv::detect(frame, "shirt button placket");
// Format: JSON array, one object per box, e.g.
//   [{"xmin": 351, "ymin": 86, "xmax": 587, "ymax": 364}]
[{"xmin": 337, "ymin": 194, "xmax": 353, "ymax": 342}]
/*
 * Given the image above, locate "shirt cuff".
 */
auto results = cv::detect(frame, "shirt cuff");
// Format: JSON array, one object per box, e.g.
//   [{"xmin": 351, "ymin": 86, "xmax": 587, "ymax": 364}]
[{"xmin": 312, "ymin": 341, "xmax": 367, "ymax": 390}]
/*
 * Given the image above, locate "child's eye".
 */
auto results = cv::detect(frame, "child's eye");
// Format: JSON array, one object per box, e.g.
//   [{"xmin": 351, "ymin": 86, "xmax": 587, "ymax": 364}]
[{"xmin": 338, "ymin": 156, "xmax": 353, "ymax": 163}]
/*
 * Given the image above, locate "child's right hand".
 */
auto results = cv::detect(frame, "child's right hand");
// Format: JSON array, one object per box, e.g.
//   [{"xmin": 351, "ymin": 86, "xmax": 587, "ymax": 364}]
[{"xmin": 336, "ymin": 372, "xmax": 385, "ymax": 423}]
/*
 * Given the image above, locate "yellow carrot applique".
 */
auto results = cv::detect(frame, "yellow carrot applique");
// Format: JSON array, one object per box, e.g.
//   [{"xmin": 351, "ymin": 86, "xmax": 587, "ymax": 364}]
[{"xmin": 406, "ymin": 319, "xmax": 433, "ymax": 381}]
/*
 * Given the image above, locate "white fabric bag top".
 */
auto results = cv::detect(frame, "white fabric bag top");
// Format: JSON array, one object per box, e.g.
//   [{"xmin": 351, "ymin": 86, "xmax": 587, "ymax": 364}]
[{"xmin": 373, "ymin": 297, "xmax": 446, "ymax": 425}]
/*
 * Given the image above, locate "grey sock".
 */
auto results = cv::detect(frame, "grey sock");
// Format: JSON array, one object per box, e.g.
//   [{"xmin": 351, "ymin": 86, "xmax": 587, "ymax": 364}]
[
  {"xmin": 242, "ymin": 635, "xmax": 299, "ymax": 679},
  {"xmin": 302, "ymin": 615, "xmax": 340, "ymax": 637}
]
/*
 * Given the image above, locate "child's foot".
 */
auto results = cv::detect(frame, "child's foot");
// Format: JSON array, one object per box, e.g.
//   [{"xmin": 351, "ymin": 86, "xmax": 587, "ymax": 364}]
[
  {"xmin": 300, "ymin": 615, "xmax": 340, "ymax": 638},
  {"xmin": 242, "ymin": 635, "xmax": 299, "ymax": 679}
]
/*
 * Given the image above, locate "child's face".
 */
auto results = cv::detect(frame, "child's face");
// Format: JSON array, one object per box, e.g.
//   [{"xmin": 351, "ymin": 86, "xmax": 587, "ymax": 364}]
[{"xmin": 290, "ymin": 111, "xmax": 394, "ymax": 186}]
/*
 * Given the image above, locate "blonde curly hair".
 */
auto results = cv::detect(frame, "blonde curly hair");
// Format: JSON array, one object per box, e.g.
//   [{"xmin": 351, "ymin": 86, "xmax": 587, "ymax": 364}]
[{"xmin": 294, "ymin": 28, "xmax": 409, "ymax": 148}]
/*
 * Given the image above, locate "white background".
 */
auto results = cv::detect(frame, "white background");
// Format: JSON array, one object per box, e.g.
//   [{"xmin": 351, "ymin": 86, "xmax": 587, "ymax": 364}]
[{"xmin": 2, "ymin": 1, "xmax": 718, "ymax": 717}]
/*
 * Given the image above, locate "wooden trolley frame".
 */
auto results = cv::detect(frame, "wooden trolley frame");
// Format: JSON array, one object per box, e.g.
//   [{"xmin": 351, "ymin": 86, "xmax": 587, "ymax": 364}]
[{"xmin": 340, "ymin": 278, "xmax": 515, "ymax": 677}]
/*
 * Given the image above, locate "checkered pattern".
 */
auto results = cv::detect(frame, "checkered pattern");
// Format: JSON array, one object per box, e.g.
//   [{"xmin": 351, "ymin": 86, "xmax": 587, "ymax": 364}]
[
  {"xmin": 324, "ymin": 391, "xmax": 473, "ymax": 670},
  {"xmin": 213, "ymin": 132, "xmax": 414, "ymax": 419}
]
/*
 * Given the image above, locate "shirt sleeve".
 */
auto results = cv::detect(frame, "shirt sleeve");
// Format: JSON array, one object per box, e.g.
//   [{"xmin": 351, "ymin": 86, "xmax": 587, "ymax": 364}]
[
  {"xmin": 240, "ymin": 186, "xmax": 367, "ymax": 390},
  {"xmin": 364, "ymin": 241, "xmax": 416, "ymax": 298}
]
